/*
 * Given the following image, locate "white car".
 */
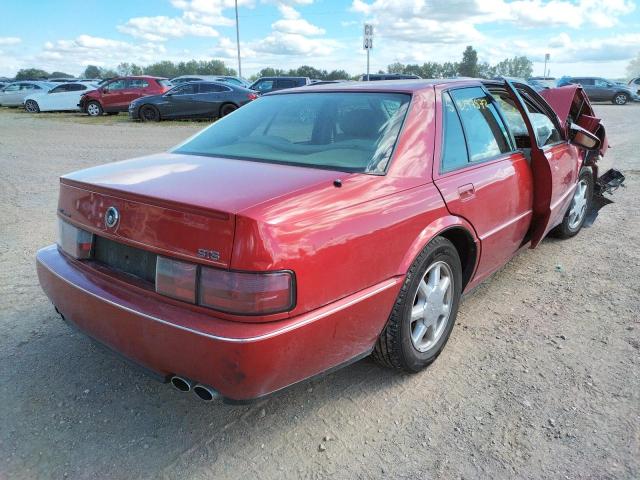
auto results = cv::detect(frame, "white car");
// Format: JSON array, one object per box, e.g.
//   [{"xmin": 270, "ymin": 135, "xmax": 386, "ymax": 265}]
[
  {"xmin": 0, "ymin": 81, "xmax": 55, "ymax": 107},
  {"xmin": 24, "ymin": 82, "xmax": 98, "ymax": 113}
]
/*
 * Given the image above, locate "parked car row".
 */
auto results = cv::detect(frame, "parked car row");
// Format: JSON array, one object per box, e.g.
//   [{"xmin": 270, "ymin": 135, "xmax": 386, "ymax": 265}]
[{"xmin": 556, "ymin": 76, "xmax": 639, "ymax": 104}]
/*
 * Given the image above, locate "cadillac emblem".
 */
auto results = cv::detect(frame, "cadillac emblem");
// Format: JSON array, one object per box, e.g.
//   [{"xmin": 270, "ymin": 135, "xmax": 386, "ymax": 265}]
[{"xmin": 105, "ymin": 206, "xmax": 120, "ymax": 228}]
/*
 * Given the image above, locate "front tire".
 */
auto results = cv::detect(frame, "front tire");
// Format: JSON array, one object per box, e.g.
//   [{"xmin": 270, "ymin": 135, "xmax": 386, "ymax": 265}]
[
  {"xmin": 86, "ymin": 101, "xmax": 103, "ymax": 117},
  {"xmin": 552, "ymin": 168, "xmax": 593, "ymax": 239},
  {"xmin": 24, "ymin": 100, "xmax": 40, "ymax": 113},
  {"xmin": 612, "ymin": 93, "xmax": 628, "ymax": 105},
  {"xmin": 373, "ymin": 237, "xmax": 462, "ymax": 372},
  {"xmin": 139, "ymin": 105, "xmax": 160, "ymax": 122}
]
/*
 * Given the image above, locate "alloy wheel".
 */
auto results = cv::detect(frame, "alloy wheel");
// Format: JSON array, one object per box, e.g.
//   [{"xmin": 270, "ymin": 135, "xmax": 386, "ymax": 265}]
[
  {"xmin": 87, "ymin": 103, "xmax": 101, "ymax": 116},
  {"xmin": 409, "ymin": 261, "xmax": 454, "ymax": 352},
  {"xmin": 614, "ymin": 94, "xmax": 627, "ymax": 105},
  {"xmin": 568, "ymin": 179, "xmax": 588, "ymax": 230},
  {"xmin": 25, "ymin": 100, "xmax": 38, "ymax": 113}
]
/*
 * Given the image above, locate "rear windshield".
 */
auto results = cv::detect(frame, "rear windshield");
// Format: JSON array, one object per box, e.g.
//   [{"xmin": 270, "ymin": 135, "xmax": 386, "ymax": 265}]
[{"xmin": 173, "ymin": 92, "xmax": 411, "ymax": 173}]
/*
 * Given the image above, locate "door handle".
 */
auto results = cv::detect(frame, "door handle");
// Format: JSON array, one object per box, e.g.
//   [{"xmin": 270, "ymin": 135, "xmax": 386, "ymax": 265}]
[{"xmin": 458, "ymin": 183, "xmax": 475, "ymax": 200}]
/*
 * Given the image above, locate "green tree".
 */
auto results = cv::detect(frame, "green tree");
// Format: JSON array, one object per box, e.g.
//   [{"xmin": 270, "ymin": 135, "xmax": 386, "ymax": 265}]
[
  {"xmin": 492, "ymin": 56, "xmax": 533, "ymax": 78},
  {"xmin": 459, "ymin": 46, "xmax": 479, "ymax": 77},
  {"xmin": 627, "ymin": 52, "xmax": 640, "ymax": 78},
  {"xmin": 143, "ymin": 61, "xmax": 179, "ymax": 78},
  {"xmin": 83, "ymin": 65, "xmax": 101, "ymax": 79},
  {"xmin": 255, "ymin": 67, "xmax": 287, "ymax": 78},
  {"xmin": 15, "ymin": 68, "xmax": 50, "ymax": 80},
  {"xmin": 326, "ymin": 69, "xmax": 350, "ymax": 80},
  {"xmin": 288, "ymin": 65, "xmax": 327, "ymax": 79},
  {"xmin": 387, "ymin": 62, "xmax": 405, "ymax": 74},
  {"xmin": 117, "ymin": 63, "xmax": 143, "ymax": 76},
  {"xmin": 49, "ymin": 71, "xmax": 74, "ymax": 78}
]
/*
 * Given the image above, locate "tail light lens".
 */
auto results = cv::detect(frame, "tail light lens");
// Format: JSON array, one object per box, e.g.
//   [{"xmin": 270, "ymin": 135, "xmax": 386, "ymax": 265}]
[
  {"xmin": 155, "ymin": 257, "xmax": 197, "ymax": 303},
  {"xmin": 58, "ymin": 219, "xmax": 93, "ymax": 259},
  {"xmin": 247, "ymin": 92, "xmax": 258, "ymax": 100},
  {"xmin": 199, "ymin": 267, "xmax": 293, "ymax": 315}
]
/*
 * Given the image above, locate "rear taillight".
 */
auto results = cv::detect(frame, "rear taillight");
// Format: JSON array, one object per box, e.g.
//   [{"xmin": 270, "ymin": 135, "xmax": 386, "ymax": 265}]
[
  {"xmin": 153, "ymin": 256, "xmax": 294, "ymax": 315},
  {"xmin": 247, "ymin": 92, "xmax": 258, "ymax": 100},
  {"xmin": 199, "ymin": 267, "xmax": 293, "ymax": 315},
  {"xmin": 155, "ymin": 257, "xmax": 197, "ymax": 303},
  {"xmin": 58, "ymin": 219, "xmax": 93, "ymax": 259}
]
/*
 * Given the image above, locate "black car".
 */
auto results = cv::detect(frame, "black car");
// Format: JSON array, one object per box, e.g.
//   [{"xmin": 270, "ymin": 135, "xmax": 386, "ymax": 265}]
[
  {"xmin": 556, "ymin": 76, "xmax": 637, "ymax": 105},
  {"xmin": 249, "ymin": 77, "xmax": 310, "ymax": 94},
  {"xmin": 128, "ymin": 81, "xmax": 257, "ymax": 121},
  {"xmin": 358, "ymin": 73, "xmax": 421, "ymax": 81}
]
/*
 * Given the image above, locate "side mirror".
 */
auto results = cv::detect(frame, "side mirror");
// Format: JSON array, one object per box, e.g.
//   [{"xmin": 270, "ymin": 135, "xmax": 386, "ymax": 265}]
[{"xmin": 569, "ymin": 123, "xmax": 600, "ymax": 151}]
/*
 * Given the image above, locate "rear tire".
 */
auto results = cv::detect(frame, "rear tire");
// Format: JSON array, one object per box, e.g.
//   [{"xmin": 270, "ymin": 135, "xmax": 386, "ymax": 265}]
[
  {"xmin": 24, "ymin": 100, "xmax": 40, "ymax": 113},
  {"xmin": 140, "ymin": 105, "xmax": 160, "ymax": 122},
  {"xmin": 552, "ymin": 168, "xmax": 593, "ymax": 239},
  {"xmin": 373, "ymin": 237, "xmax": 462, "ymax": 372},
  {"xmin": 612, "ymin": 93, "xmax": 628, "ymax": 105},
  {"xmin": 86, "ymin": 101, "xmax": 103, "ymax": 117},
  {"xmin": 219, "ymin": 103, "xmax": 237, "ymax": 117}
]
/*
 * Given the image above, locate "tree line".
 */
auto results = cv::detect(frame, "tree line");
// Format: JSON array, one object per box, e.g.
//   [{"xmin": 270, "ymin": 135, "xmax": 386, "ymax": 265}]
[{"xmin": 11, "ymin": 46, "xmax": 534, "ymax": 82}]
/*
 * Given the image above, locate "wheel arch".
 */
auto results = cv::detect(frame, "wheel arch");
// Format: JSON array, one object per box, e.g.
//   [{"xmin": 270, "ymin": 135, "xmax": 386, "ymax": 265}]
[{"xmin": 397, "ymin": 216, "xmax": 479, "ymax": 291}]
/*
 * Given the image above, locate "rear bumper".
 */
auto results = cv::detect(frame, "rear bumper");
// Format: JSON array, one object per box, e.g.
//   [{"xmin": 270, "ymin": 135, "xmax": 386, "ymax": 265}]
[{"xmin": 36, "ymin": 245, "xmax": 401, "ymax": 402}]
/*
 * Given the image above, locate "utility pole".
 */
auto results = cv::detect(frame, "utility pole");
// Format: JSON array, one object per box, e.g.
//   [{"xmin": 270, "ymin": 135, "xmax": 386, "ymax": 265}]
[{"xmin": 235, "ymin": 0, "xmax": 242, "ymax": 78}]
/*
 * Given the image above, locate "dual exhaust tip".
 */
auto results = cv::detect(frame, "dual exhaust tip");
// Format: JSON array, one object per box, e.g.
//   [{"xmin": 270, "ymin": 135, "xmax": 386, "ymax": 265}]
[{"xmin": 170, "ymin": 375, "xmax": 218, "ymax": 402}]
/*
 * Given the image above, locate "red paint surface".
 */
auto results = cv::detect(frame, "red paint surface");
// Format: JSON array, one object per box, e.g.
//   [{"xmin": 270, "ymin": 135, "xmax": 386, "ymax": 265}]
[
  {"xmin": 79, "ymin": 76, "xmax": 170, "ymax": 113},
  {"xmin": 37, "ymin": 80, "xmax": 598, "ymax": 400}
]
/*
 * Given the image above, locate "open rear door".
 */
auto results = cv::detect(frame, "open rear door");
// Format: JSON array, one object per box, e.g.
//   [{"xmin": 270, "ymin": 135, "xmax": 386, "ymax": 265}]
[{"xmin": 503, "ymin": 79, "xmax": 556, "ymax": 248}]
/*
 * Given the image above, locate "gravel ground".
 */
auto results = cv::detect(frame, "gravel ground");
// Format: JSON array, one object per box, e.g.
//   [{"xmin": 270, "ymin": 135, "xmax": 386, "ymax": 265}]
[{"xmin": 0, "ymin": 105, "xmax": 638, "ymax": 480}]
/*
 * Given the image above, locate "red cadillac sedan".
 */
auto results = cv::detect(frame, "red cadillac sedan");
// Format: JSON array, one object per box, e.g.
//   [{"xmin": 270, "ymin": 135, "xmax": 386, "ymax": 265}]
[{"xmin": 37, "ymin": 79, "xmax": 623, "ymax": 403}]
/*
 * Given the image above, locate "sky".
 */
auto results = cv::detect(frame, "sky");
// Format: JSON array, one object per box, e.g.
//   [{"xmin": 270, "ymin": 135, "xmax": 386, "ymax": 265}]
[{"xmin": 0, "ymin": 0, "xmax": 639, "ymax": 79}]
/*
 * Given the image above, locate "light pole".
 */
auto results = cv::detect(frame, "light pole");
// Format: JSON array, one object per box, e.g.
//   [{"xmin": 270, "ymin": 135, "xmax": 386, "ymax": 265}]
[
  {"xmin": 544, "ymin": 53, "xmax": 550, "ymax": 78},
  {"xmin": 235, "ymin": 0, "xmax": 242, "ymax": 78}
]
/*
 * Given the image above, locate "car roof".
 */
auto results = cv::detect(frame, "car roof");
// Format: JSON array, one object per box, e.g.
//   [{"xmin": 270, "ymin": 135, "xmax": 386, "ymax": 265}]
[{"xmin": 279, "ymin": 78, "xmax": 489, "ymax": 94}]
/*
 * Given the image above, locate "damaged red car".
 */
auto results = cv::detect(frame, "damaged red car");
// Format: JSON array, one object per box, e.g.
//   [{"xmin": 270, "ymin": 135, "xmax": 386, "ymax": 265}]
[{"xmin": 37, "ymin": 79, "xmax": 624, "ymax": 403}]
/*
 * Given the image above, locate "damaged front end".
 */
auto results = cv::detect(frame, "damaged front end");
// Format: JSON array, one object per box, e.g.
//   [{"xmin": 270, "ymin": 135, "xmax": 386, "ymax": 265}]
[{"xmin": 540, "ymin": 84, "xmax": 625, "ymax": 225}]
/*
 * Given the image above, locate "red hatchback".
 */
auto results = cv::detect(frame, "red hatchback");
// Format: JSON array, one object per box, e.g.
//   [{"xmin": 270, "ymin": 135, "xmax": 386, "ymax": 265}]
[
  {"xmin": 37, "ymin": 79, "xmax": 623, "ymax": 403},
  {"xmin": 79, "ymin": 76, "xmax": 171, "ymax": 116}
]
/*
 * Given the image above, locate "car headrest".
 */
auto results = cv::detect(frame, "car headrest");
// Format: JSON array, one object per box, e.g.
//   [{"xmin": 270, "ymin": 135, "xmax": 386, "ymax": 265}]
[{"xmin": 339, "ymin": 108, "xmax": 381, "ymax": 138}]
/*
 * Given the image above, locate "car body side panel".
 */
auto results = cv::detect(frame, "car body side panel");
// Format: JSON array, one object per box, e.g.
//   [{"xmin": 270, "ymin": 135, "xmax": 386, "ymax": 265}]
[{"xmin": 431, "ymin": 84, "xmax": 534, "ymax": 282}]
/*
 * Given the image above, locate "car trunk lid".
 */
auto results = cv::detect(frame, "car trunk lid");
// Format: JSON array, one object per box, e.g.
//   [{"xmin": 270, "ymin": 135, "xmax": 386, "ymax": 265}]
[{"xmin": 58, "ymin": 152, "xmax": 342, "ymax": 269}]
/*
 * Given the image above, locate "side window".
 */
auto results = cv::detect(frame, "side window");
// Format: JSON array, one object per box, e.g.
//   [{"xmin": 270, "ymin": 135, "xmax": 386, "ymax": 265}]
[
  {"xmin": 130, "ymin": 79, "xmax": 149, "ymax": 89},
  {"xmin": 21, "ymin": 84, "xmax": 35, "ymax": 90},
  {"xmin": 254, "ymin": 80, "xmax": 273, "ymax": 92},
  {"xmin": 105, "ymin": 80, "xmax": 127, "ymax": 91},
  {"xmin": 578, "ymin": 78, "xmax": 594, "ymax": 86},
  {"xmin": 490, "ymin": 89, "xmax": 531, "ymax": 148},
  {"xmin": 441, "ymin": 93, "xmax": 469, "ymax": 172},
  {"xmin": 449, "ymin": 87, "xmax": 511, "ymax": 162},
  {"xmin": 49, "ymin": 85, "xmax": 67, "ymax": 93},
  {"xmin": 4, "ymin": 84, "xmax": 20, "ymax": 91},
  {"xmin": 594, "ymin": 79, "xmax": 609, "ymax": 88},
  {"xmin": 517, "ymin": 90, "xmax": 563, "ymax": 147},
  {"xmin": 198, "ymin": 83, "xmax": 227, "ymax": 93},
  {"xmin": 171, "ymin": 84, "xmax": 195, "ymax": 95},
  {"xmin": 277, "ymin": 79, "xmax": 296, "ymax": 89}
]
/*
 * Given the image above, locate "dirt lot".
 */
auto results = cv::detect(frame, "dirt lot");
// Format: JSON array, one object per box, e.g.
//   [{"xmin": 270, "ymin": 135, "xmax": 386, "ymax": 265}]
[{"xmin": 0, "ymin": 105, "xmax": 638, "ymax": 480}]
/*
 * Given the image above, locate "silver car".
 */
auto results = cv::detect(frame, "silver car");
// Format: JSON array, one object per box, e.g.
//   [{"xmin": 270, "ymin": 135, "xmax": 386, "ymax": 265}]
[{"xmin": 0, "ymin": 81, "xmax": 55, "ymax": 107}]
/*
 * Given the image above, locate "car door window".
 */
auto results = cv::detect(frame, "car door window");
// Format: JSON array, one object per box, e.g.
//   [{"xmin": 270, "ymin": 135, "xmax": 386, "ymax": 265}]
[
  {"xmin": 49, "ymin": 85, "xmax": 67, "ymax": 94},
  {"xmin": 277, "ymin": 79, "xmax": 297, "ymax": 89},
  {"xmin": 517, "ymin": 90, "xmax": 563, "ymax": 147},
  {"xmin": 594, "ymin": 79, "xmax": 610, "ymax": 88},
  {"xmin": 449, "ymin": 87, "xmax": 511, "ymax": 162},
  {"xmin": 578, "ymin": 78, "xmax": 594, "ymax": 86},
  {"xmin": 198, "ymin": 83, "xmax": 226, "ymax": 93},
  {"xmin": 4, "ymin": 84, "xmax": 20, "ymax": 92},
  {"xmin": 254, "ymin": 80, "xmax": 273, "ymax": 92},
  {"xmin": 441, "ymin": 93, "xmax": 469, "ymax": 172},
  {"xmin": 21, "ymin": 84, "xmax": 36, "ymax": 90},
  {"xmin": 68, "ymin": 84, "xmax": 86, "ymax": 91},
  {"xmin": 171, "ymin": 84, "xmax": 195, "ymax": 95},
  {"xmin": 129, "ymin": 79, "xmax": 149, "ymax": 89},
  {"xmin": 106, "ymin": 80, "xmax": 127, "ymax": 91}
]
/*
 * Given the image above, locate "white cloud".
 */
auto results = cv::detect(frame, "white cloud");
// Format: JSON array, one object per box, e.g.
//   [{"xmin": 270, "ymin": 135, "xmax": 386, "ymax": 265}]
[
  {"xmin": 271, "ymin": 4, "xmax": 325, "ymax": 35},
  {"xmin": 0, "ymin": 37, "xmax": 21, "ymax": 46},
  {"xmin": 118, "ymin": 16, "xmax": 219, "ymax": 41}
]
